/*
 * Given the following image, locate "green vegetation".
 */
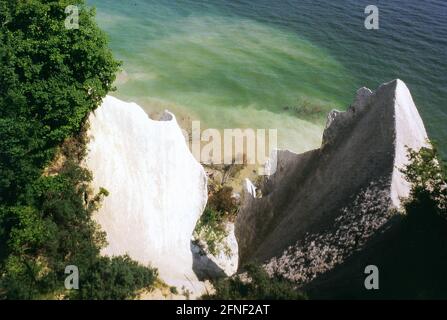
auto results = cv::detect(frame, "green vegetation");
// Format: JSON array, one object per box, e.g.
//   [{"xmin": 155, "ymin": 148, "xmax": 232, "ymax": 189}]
[
  {"xmin": 169, "ymin": 286, "xmax": 178, "ymax": 295},
  {"xmin": 203, "ymin": 264, "xmax": 306, "ymax": 300},
  {"xmin": 401, "ymin": 144, "xmax": 446, "ymax": 218},
  {"xmin": 194, "ymin": 185, "xmax": 238, "ymax": 256},
  {"xmin": 394, "ymin": 144, "xmax": 447, "ymax": 298},
  {"xmin": 194, "ymin": 207, "xmax": 229, "ymax": 257},
  {"xmin": 76, "ymin": 255, "xmax": 157, "ymax": 300},
  {"xmin": 0, "ymin": 0, "xmax": 156, "ymax": 299},
  {"xmin": 0, "ymin": 0, "xmax": 119, "ymax": 202}
]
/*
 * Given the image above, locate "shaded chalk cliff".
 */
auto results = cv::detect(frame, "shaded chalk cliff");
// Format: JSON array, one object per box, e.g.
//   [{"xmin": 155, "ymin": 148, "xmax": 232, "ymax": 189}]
[
  {"xmin": 85, "ymin": 96, "xmax": 208, "ymax": 295},
  {"xmin": 236, "ymin": 80, "xmax": 429, "ymax": 282}
]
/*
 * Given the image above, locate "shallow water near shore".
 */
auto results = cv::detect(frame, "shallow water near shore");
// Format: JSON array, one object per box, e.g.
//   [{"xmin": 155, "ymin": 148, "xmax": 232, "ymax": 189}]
[{"xmin": 88, "ymin": 0, "xmax": 447, "ymax": 156}]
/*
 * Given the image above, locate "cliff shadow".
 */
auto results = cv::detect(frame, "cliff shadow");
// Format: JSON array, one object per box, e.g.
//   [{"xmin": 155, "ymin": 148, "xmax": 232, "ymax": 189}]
[{"xmin": 191, "ymin": 240, "xmax": 226, "ymax": 281}]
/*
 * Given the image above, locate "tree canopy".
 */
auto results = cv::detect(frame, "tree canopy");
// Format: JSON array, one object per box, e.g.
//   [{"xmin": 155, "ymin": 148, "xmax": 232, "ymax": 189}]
[
  {"xmin": 0, "ymin": 0, "xmax": 157, "ymax": 299},
  {"xmin": 0, "ymin": 0, "xmax": 119, "ymax": 202}
]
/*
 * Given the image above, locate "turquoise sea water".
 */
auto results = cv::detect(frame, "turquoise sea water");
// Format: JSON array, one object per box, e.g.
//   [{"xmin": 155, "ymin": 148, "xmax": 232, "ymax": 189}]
[{"xmin": 88, "ymin": 0, "xmax": 447, "ymax": 155}]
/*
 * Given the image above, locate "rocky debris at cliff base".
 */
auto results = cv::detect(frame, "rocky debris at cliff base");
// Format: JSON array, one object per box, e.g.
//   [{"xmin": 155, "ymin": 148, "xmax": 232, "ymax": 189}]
[{"xmin": 264, "ymin": 181, "xmax": 394, "ymax": 284}]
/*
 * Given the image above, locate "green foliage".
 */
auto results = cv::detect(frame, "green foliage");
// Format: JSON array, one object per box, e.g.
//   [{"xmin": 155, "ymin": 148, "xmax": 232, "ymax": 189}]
[
  {"xmin": 203, "ymin": 264, "xmax": 307, "ymax": 300},
  {"xmin": 194, "ymin": 185, "xmax": 239, "ymax": 256},
  {"xmin": 0, "ymin": 0, "xmax": 156, "ymax": 299},
  {"xmin": 0, "ymin": 0, "xmax": 120, "ymax": 202},
  {"xmin": 401, "ymin": 144, "xmax": 447, "ymax": 217},
  {"xmin": 399, "ymin": 145, "xmax": 447, "ymax": 298},
  {"xmin": 1, "ymin": 159, "xmax": 157, "ymax": 299},
  {"xmin": 194, "ymin": 207, "xmax": 228, "ymax": 256},
  {"xmin": 169, "ymin": 286, "xmax": 178, "ymax": 295},
  {"xmin": 73, "ymin": 255, "xmax": 157, "ymax": 300},
  {"xmin": 208, "ymin": 186, "xmax": 238, "ymax": 218}
]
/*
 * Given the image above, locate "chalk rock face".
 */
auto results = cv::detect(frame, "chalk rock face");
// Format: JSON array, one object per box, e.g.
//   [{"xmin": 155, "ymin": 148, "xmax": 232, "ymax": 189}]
[
  {"xmin": 236, "ymin": 79, "xmax": 429, "ymax": 268},
  {"xmin": 85, "ymin": 96, "xmax": 208, "ymax": 294},
  {"xmin": 192, "ymin": 222, "xmax": 239, "ymax": 279}
]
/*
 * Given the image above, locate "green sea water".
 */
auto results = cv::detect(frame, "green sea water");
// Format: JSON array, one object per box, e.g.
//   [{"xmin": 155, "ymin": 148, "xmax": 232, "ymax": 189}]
[{"xmin": 87, "ymin": 0, "xmax": 447, "ymax": 155}]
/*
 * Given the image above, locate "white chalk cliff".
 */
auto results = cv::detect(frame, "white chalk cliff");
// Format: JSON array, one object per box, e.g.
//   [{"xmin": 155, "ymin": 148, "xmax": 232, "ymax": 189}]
[
  {"xmin": 83, "ymin": 79, "xmax": 428, "ymax": 295},
  {"xmin": 85, "ymin": 96, "xmax": 208, "ymax": 295},
  {"xmin": 236, "ymin": 79, "xmax": 429, "ymax": 270}
]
